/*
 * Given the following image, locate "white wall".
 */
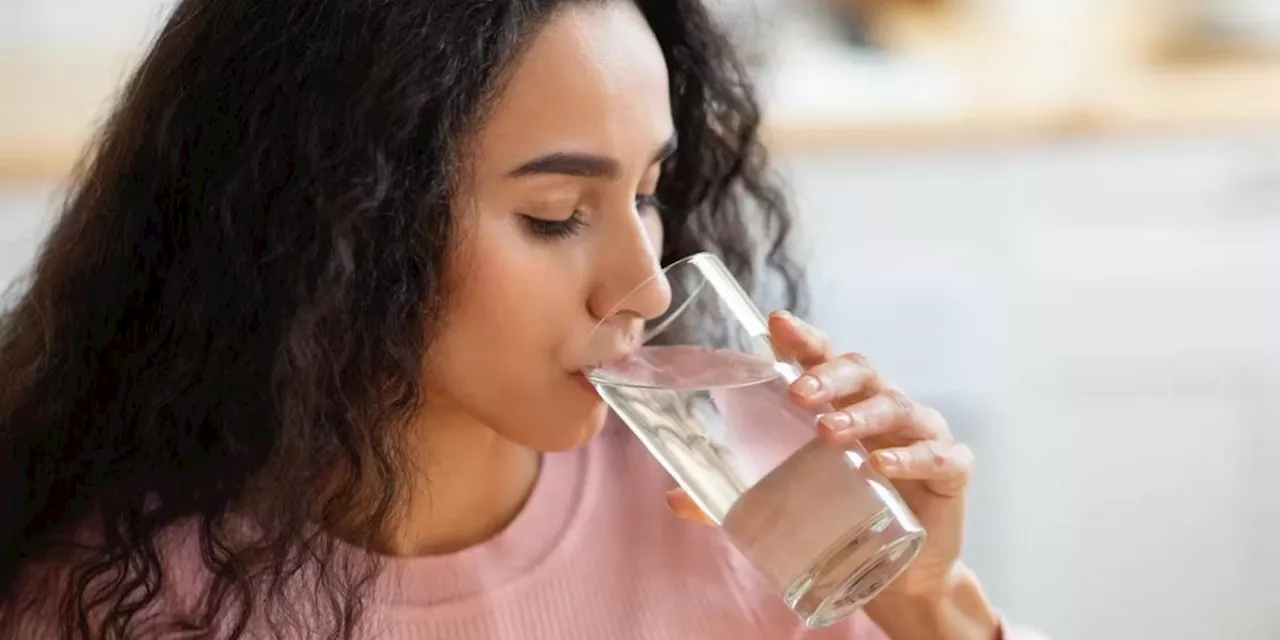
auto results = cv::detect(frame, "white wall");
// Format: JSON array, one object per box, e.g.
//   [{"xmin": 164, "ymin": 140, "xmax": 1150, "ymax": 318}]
[{"xmin": 0, "ymin": 0, "xmax": 177, "ymax": 55}]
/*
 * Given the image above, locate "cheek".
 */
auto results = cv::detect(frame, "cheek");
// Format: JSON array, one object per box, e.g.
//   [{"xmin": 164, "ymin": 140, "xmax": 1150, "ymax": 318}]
[{"xmin": 422, "ymin": 219, "xmax": 607, "ymax": 450}]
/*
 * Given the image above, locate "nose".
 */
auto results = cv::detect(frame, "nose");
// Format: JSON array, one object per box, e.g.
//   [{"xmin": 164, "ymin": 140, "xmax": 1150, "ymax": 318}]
[{"xmin": 588, "ymin": 215, "xmax": 671, "ymax": 325}]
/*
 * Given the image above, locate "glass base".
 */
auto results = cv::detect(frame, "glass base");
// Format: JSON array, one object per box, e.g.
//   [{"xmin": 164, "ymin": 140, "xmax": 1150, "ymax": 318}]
[{"xmin": 785, "ymin": 507, "xmax": 927, "ymax": 629}]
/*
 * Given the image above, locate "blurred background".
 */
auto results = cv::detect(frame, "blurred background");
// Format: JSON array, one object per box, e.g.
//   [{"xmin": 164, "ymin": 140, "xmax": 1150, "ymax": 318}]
[{"xmin": 2, "ymin": 0, "xmax": 1278, "ymax": 637}]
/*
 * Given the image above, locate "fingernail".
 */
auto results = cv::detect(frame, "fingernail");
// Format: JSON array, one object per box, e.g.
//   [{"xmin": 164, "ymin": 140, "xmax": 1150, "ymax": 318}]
[
  {"xmin": 665, "ymin": 492, "xmax": 715, "ymax": 527},
  {"xmin": 663, "ymin": 491, "xmax": 682, "ymax": 514},
  {"xmin": 774, "ymin": 309, "xmax": 793, "ymax": 320},
  {"xmin": 793, "ymin": 375, "xmax": 822, "ymax": 398},
  {"xmin": 822, "ymin": 411, "xmax": 867, "ymax": 435},
  {"xmin": 820, "ymin": 412, "xmax": 850, "ymax": 431},
  {"xmin": 875, "ymin": 450, "xmax": 901, "ymax": 468}
]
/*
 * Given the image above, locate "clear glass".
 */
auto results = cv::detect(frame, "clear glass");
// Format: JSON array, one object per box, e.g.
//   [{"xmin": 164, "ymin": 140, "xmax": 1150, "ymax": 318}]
[{"xmin": 585, "ymin": 252, "xmax": 926, "ymax": 628}]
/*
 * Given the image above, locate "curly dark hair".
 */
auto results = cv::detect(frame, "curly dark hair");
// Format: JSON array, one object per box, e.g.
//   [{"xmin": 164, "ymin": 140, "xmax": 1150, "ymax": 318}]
[{"xmin": 0, "ymin": 0, "xmax": 804, "ymax": 638}]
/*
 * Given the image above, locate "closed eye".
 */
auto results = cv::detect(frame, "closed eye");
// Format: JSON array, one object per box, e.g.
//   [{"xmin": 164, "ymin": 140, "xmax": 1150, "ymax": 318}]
[
  {"xmin": 521, "ymin": 193, "xmax": 661, "ymax": 241},
  {"xmin": 521, "ymin": 211, "xmax": 587, "ymax": 239}
]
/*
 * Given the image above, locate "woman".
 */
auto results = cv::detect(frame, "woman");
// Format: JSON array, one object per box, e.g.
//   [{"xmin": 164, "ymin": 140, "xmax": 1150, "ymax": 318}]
[{"xmin": 0, "ymin": 0, "xmax": 1046, "ymax": 638}]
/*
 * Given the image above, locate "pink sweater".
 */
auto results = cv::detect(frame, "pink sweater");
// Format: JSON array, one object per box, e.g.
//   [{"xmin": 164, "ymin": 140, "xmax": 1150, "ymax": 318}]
[{"xmin": 15, "ymin": 421, "xmax": 1048, "ymax": 639}]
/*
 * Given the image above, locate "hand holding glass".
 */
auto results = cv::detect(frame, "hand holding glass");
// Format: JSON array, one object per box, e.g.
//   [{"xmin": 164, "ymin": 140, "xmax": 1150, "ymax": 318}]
[{"xmin": 585, "ymin": 253, "xmax": 925, "ymax": 628}]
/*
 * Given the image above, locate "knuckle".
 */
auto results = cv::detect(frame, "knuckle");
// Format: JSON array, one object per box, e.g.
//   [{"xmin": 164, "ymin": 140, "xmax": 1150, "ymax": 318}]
[
  {"xmin": 925, "ymin": 441, "xmax": 950, "ymax": 469},
  {"xmin": 845, "ymin": 410, "xmax": 870, "ymax": 430},
  {"xmin": 836, "ymin": 353, "xmax": 880, "ymax": 386},
  {"xmin": 884, "ymin": 389, "xmax": 916, "ymax": 418},
  {"xmin": 840, "ymin": 351, "xmax": 873, "ymax": 369}
]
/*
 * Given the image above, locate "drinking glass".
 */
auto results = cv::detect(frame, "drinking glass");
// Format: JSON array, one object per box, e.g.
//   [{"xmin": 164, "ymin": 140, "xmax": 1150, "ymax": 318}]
[{"xmin": 585, "ymin": 252, "xmax": 925, "ymax": 628}]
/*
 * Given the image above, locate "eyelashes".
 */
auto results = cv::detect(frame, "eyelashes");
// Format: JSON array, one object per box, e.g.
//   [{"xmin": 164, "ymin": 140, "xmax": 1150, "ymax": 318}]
[
  {"xmin": 522, "ymin": 210, "xmax": 587, "ymax": 239},
  {"xmin": 521, "ymin": 194, "xmax": 663, "ymax": 240}
]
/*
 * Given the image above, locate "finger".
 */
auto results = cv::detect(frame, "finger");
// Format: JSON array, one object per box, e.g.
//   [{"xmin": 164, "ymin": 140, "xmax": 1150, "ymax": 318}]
[
  {"xmin": 664, "ymin": 488, "xmax": 717, "ymax": 527},
  {"xmin": 871, "ymin": 440, "xmax": 973, "ymax": 498},
  {"xmin": 768, "ymin": 311, "xmax": 833, "ymax": 369},
  {"xmin": 817, "ymin": 392, "xmax": 950, "ymax": 443},
  {"xmin": 788, "ymin": 352, "xmax": 883, "ymax": 407}
]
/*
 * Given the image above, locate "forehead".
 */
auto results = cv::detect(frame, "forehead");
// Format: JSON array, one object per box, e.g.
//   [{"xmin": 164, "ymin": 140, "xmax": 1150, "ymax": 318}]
[{"xmin": 473, "ymin": 3, "xmax": 672, "ymax": 168}]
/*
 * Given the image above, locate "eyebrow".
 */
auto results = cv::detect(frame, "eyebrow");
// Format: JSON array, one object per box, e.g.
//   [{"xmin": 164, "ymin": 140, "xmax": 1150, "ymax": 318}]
[{"xmin": 506, "ymin": 134, "xmax": 678, "ymax": 179}]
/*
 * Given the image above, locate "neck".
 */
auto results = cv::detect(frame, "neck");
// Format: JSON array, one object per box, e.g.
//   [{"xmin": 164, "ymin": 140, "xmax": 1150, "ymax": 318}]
[{"xmin": 333, "ymin": 410, "xmax": 542, "ymax": 557}]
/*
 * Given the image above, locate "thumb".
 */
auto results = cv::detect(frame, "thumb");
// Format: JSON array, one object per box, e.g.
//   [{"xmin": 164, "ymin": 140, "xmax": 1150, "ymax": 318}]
[{"xmin": 664, "ymin": 488, "xmax": 717, "ymax": 527}]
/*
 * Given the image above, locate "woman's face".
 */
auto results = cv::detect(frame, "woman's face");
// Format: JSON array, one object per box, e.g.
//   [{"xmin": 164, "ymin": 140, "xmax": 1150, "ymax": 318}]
[{"xmin": 423, "ymin": 2, "xmax": 675, "ymax": 451}]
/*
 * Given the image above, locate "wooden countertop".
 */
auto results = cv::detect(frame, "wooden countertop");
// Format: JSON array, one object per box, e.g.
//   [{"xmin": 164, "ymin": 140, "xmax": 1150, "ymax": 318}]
[{"xmin": 2, "ymin": 47, "xmax": 1279, "ymax": 183}]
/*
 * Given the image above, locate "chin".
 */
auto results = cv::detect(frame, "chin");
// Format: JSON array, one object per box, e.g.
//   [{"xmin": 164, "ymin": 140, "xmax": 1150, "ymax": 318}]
[{"xmin": 528, "ymin": 400, "xmax": 610, "ymax": 453}]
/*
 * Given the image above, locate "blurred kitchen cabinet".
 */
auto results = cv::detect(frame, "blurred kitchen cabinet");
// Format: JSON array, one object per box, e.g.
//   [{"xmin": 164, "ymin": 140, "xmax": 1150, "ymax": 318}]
[
  {"xmin": 1003, "ymin": 362, "xmax": 1265, "ymax": 639},
  {"xmin": 779, "ymin": 130, "xmax": 1280, "ymax": 640},
  {"xmin": 998, "ymin": 133, "xmax": 1280, "ymax": 640}
]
